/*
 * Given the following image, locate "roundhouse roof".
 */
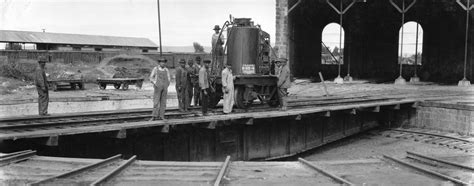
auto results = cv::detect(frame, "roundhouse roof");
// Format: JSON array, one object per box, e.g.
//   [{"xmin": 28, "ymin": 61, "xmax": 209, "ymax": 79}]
[{"xmin": 0, "ymin": 30, "xmax": 158, "ymax": 48}]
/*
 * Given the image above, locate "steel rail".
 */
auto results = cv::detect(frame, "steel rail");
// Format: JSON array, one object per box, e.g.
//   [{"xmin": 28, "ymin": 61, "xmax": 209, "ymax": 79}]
[
  {"xmin": 298, "ymin": 158, "xmax": 354, "ymax": 186},
  {"xmin": 0, "ymin": 98, "xmax": 400, "ymax": 130},
  {"xmin": 406, "ymin": 151, "xmax": 474, "ymax": 171},
  {"xmin": 0, "ymin": 150, "xmax": 33, "ymax": 159},
  {"xmin": 90, "ymin": 155, "xmax": 136, "ymax": 186},
  {"xmin": 30, "ymin": 154, "xmax": 122, "ymax": 186},
  {"xmin": 0, "ymin": 150, "xmax": 36, "ymax": 166},
  {"xmin": 214, "ymin": 155, "xmax": 231, "ymax": 186},
  {"xmin": 391, "ymin": 129, "xmax": 472, "ymax": 143},
  {"xmin": 383, "ymin": 155, "xmax": 469, "ymax": 185}
]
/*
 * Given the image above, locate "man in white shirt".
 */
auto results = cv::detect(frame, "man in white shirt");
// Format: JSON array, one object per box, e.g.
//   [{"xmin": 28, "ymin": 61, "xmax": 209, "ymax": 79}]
[{"xmin": 149, "ymin": 58, "xmax": 171, "ymax": 132}]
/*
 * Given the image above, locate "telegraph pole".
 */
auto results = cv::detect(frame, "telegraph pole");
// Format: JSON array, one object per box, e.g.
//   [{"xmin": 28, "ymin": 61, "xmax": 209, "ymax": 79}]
[{"xmin": 157, "ymin": 0, "xmax": 163, "ymax": 56}]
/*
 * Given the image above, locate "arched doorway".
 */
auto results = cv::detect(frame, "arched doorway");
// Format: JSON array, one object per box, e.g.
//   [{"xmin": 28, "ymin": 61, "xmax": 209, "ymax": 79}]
[
  {"xmin": 321, "ymin": 23, "xmax": 345, "ymax": 65},
  {"xmin": 398, "ymin": 21, "xmax": 423, "ymax": 66}
]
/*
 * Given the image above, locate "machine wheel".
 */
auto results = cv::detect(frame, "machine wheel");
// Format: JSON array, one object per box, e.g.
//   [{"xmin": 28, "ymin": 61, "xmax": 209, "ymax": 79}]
[
  {"xmin": 122, "ymin": 83, "xmax": 129, "ymax": 90},
  {"xmin": 99, "ymin": 83, "xmax": 107, "ymax": 90},
  {"xmin": 235, "ymin": 86, "xmax": 253, "ymax": 109},
  {"xmin": 114, "ymin": 83, "xmax": 121, "ymax": 89},
  {"xmin": 70, "ymin": 83, "xmax": 77, "ymax": 90},
  {"xmin": 78, "ymin": 83, "xmax": 84, "ymax": 90}
]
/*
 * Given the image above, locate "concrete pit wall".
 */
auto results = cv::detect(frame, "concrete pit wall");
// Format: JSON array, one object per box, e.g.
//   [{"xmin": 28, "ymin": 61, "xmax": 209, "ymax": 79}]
[
  {"xmin": 412, "ymin": 102, "xmax": 474, "ymax": 136},
  {"xmin": 1, "ymin": 107, "xmax": 415, "ymax": 161}
]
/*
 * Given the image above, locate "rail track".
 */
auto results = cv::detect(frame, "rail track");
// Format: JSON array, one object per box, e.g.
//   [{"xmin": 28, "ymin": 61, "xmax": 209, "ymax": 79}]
[
  {"xmin": 381, "ymin": 128, "xmax": 474, "ymax": 153},
  {"xmin": 0, "ymin": 96, "xmax": 406, "ymax": 132},
  {"xmin": 2, "ymin": 150, "xmax": 472, "ymax": 185}
]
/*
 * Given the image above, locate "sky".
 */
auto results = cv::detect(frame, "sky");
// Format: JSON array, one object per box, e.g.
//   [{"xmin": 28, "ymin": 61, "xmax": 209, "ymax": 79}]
[
  {"xmin": 1, "ymin": 0, "xmax": 422, "ymax": 55},
  {"xmin": 0, "ymin": 0, "xmax": 276, "ymax": 47}
]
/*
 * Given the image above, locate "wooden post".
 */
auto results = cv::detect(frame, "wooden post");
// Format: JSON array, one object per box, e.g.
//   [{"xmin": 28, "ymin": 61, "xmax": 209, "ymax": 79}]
[{"xmin": 318, "ymin": 72, "xmax": 330, "ymax": 96}]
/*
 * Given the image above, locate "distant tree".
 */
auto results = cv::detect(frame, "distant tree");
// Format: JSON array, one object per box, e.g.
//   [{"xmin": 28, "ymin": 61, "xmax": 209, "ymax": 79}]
[
  {"xmin": 193, "ymin": 42, "xmax": 205, "ymax": 53},
  {"xmin": 332, "ymin": 47, "xmax": 339, "ymax": 56}
]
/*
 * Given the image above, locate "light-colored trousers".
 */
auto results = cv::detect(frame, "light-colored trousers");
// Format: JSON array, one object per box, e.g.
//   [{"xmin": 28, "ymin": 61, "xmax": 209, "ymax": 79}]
[
  {"xmin": 223, "ymin": 87, "xmax": 234, "ymax": 113},
  {"xmin": 152, "ymin": 84, "xmax": 168, "ymax": 119}
]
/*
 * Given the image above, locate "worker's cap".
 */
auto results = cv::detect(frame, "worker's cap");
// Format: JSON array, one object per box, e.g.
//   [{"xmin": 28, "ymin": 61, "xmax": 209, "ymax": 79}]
[
  {"xmin": 38, "ymin": 56, "xmax": 48, "ymax": 63},
  {"xmin": 179, "ymin": 59, "xmax": 186, "ymax": 63},
  {"xmin": 225, "ymin": 63, "xmax": 232, "ymax": 66},
  {"xmin": 276, "ymin": 58, "xmax": 288, "ymax": 63},
  {"xmin": 187, "ymin": 59, "xmax": 194, "ymax": 63},
  {"xmin": 203, "ymin": 59, "xmax": 211, "ymax": 64},
  {"xmin": 213, "ymin": 25, "xmax": 221, "ymax": 30},
  {"xmin": 157, "ymin": 58, "xmax": 167, "ymax": 63},
  {"xmin": 195, "ymin": 56, "xmax": 201, "ymax": 61}
]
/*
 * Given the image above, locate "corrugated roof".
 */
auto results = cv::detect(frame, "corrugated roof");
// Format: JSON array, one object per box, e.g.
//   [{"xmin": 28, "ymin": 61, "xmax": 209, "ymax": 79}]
[{"xmin": 0, "ymin": 30, "xmax": 158, "ymax": 48}]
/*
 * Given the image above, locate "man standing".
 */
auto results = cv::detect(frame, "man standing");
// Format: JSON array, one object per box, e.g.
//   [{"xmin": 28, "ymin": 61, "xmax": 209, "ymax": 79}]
[
  {"xmin": 35, "ymin": 56, "xmax": 49, "ymax": 116},
  {"xmin": 193, "ymin": 56, "xmax": 202, "ymax": 106},
  {"xmin": 199, "ymin": 59, "xmax": 211, "ymax": 116},
  {"xmin": 186, "ymin": 59, "xmax": 196, "ymax": 107},
  {"xmin": 276, "ymin": 58, "xmax": 291, "ymax": 111},
  {"xmin": 211, "ymin": 25, "xmax": 225, "ymax": 69},
  {"xmin": 150, "ymin": 58, "xmax": 170, "ymax": 123},
  {"xmin": 175, "ymin": 59, "xmax": 189, "ymax": 112},
  {"xmin": 221, "ymin": 63, "xmax": 234, "ymax": 114}
]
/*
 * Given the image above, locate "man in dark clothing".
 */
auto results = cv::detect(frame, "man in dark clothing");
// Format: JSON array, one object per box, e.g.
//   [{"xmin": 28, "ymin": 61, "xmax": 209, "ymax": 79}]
[
  {"xmin": 35, "ymin": 56, "xmax": 49, "ymax": 116},
  {"xmin": 199, "ymin": 59, "xmax": 211, "ymax": 116},
  {"xmin": 186, "ymin": 59, "xmax": 197, "ymax": 107},
  {"xmin": 175, "ymin": 59, "xmax": 189, "ymax": 112},
  {"xmin": 276, "ymin": 58, "xmax": 291, "ymax": 111},
  {"xmin": 193, "ymin": 56, "xmax": 202, "ymax": 106}
]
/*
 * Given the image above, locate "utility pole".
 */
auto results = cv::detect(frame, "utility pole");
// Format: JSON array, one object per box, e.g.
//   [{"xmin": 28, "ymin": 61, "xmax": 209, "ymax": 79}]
[
  {"xmin": 326, "ymin": 0, "xmax": 357, "ymax": 84},
  {"xmin": 457, "ymin": 0, "xmax": 473, "ymax": 86},
  {"xmin": 157, "ymin": 0, "xmax": 163, "ymax": 56},
  {"xmin": 389, "ymin": 0, "xmax": 417, "ymax": 85}
]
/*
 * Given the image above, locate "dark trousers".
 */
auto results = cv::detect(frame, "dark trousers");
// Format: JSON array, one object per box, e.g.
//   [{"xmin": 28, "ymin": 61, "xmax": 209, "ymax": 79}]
[
  {"xmin": 201, "ymin": 88, "xmax": 209, "ymax": 114},
  {"xmin": 37, "ymin": 87, "xmax": 49, "ymax": 115},
  {"xmin": 177, "ymin": 86, "xmax": 189, "ymax": 111},
  {"xmin": 193, "ymin": 84, "xmax": 201, "ymax": 106}
]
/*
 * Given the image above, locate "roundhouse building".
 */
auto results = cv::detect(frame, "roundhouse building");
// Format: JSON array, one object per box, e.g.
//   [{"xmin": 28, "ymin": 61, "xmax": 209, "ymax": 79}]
[{"xmin": 0, "ymin": 30, "xmax": 158, "ymax": 53}]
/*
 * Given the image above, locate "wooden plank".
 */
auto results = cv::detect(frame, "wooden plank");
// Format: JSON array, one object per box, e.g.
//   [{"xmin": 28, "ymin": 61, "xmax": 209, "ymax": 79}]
[{"xmin": 214, "ymin": 156, "xmax": 231, "ymax": 186}]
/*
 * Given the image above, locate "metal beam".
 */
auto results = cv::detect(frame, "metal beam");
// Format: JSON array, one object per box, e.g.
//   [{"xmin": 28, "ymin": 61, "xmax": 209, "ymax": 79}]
[
  {"xmin": 30, "ymin": 154, "xmax": 122, "ymax": 186},
  {"xmin": 90, "ymin": 155, "xmax": 137, "ymax": 186},
  {"xmin": 383, "ymin": 155, "xmax": 469, "ymax": 185},
  {"xmin": 299, "ymin": 158, "xmax": 354, "ymax": 185},
  {"xmin": 0, "ymin": 150, "xmax": 36, "ymax": 166}
]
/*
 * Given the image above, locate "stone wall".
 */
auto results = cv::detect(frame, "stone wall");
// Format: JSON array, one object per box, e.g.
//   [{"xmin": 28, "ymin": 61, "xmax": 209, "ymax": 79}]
[{"xmin": 413, "ymin": 102, "xmax": 473, "ymax": 136}]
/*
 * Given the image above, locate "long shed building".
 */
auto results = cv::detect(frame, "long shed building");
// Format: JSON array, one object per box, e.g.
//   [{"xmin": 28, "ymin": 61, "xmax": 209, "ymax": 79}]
[{"xmin": 0, "ymin": 30, "xmax": 158, "ymax": 52}]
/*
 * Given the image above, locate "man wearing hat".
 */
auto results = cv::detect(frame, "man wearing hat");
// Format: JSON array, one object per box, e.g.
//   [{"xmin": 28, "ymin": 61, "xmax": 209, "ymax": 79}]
[
  {"xmin": 175, "ymin": 58, "xmax": 189, "ymax": 112},
  {"xmin": 199, "ymin": 59, "xmax": 212, "ymax": 116},
  {"xmin": 211, "ymin": 25, "xmax": 225, "ymax": 68},
  {"xmin": 276, "ymin": 58, "xmax": 291, "ymax": 111},
  {"xmin": 35, "ymin": 56, "xmax": 49, "ymax": 116},
  {"xmin": 149, "ymin": 58, "xmax": 170, "ymax": 126}
]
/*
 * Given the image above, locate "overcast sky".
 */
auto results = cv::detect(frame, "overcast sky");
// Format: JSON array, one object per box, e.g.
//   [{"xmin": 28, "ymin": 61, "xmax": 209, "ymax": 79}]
[
  {"xmin": 0, "ymin": 0, "xmax": 276, "ymax": 47},
  {"xmin": 1, "ymin": 0, "xmax": 422, "ymax": 55}
]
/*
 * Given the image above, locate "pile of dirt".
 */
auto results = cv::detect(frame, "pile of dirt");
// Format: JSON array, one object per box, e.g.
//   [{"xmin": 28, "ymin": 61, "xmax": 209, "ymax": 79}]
[{"xmin": 98, "ymin": 54, "xmax": 157, "ymax": 79}]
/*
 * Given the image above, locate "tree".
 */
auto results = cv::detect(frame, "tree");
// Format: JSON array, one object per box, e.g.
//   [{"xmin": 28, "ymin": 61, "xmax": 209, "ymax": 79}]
[
  {"xmin": 193, "ymin": 42, "xmax": 204, "ymax": 53},
  {"xmin": 332, "ymin": 47, "xmax": 339, "ymax": 56}
]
